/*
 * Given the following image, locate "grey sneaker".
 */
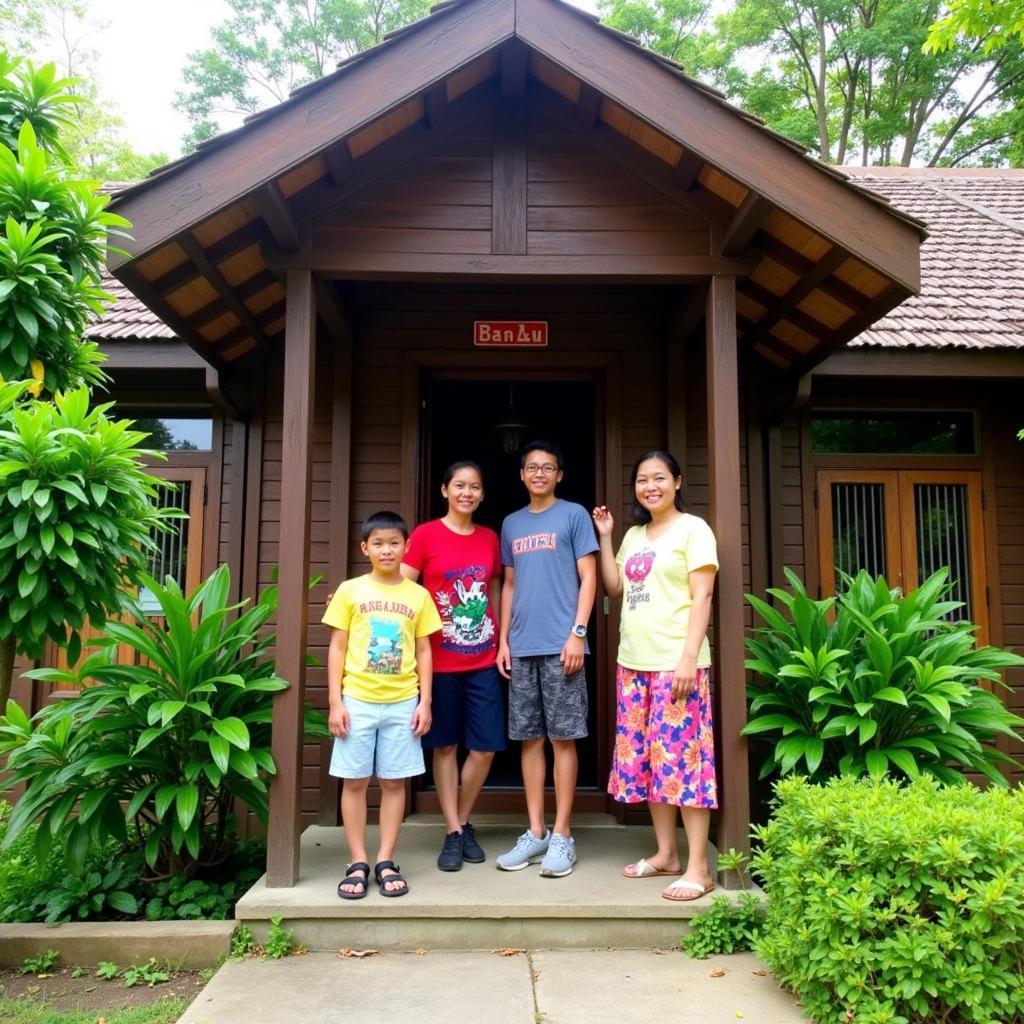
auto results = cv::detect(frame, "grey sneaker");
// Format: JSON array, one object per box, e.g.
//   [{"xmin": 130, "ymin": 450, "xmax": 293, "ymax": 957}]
[
  {"xmin": 495, "ymin": 829, "xmax": 550, "ymax": 871},
  {"xmin": 539, "ymin": 833, "xmax": 576, "ymax": 877}
]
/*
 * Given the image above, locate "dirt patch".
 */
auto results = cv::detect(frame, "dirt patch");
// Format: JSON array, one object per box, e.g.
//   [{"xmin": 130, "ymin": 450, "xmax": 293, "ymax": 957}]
[{"xmin": 0, "ymin": 965, "xmax": 205, "ymax": 1014}]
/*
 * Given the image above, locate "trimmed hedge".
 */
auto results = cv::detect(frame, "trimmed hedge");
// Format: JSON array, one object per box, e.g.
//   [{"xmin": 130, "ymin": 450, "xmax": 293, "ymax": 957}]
[{"xmin": 753, "ymin": 776, "xmax": 1024, "ymax": 1024}]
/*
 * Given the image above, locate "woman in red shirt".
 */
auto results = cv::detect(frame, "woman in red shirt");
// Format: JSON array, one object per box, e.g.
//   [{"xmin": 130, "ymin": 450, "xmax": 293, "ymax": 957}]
[{"xmin": 402, "ymin": 461, "xmax": 505, "ymax": 872}]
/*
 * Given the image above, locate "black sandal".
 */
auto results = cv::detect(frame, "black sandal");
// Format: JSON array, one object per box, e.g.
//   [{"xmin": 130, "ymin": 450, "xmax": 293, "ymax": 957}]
[
  {"xmin": 337, "ymin": 861, "xmax": 370, "ymax": 900},
  {"xmin": 374, "ymin": 859, "xmax": 409, "ymax": 897}
]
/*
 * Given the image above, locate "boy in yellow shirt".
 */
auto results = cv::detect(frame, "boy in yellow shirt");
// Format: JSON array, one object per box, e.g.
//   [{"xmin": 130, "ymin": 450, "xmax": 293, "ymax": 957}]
[{"xmin": 323, "ymin": 511, "xmax": 442, "ymax": 899}]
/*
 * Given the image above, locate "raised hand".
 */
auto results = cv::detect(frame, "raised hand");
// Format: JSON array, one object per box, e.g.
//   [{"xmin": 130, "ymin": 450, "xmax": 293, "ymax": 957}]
[{"xmin": 592, "ymin": 505, "xmax": 615, "ymax": 536}]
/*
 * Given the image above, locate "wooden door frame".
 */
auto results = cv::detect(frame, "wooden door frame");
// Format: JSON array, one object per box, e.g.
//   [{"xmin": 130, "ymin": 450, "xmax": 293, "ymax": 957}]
[{"xmin": 401, "ymin": 349, "xmax": 623, "ymax": 815}]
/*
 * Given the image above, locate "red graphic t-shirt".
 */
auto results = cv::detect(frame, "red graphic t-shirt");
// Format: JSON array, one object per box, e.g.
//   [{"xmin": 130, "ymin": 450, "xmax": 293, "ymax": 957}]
[{"xmin": 403, "ymin": 519, "xmax": 502, "ymax": 674}]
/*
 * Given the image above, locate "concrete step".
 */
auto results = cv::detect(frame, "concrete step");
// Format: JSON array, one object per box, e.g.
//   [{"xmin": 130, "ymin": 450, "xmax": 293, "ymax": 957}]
[{"xmin": 235, "ymin": 822, "xmax": 761, "ymax": 950}]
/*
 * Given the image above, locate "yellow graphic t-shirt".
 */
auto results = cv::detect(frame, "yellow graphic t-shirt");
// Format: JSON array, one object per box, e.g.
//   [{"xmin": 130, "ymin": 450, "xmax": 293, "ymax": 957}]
[
  {"xmin": 615, "ymin": 514, "xmax": 719, "ymax": 671},
  {"xmin": 322, "ymin": 576, "xmax": 442, "ymax": 703}
]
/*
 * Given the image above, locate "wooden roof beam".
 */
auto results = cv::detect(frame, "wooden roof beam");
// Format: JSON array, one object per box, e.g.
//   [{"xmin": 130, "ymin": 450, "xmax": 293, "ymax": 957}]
[
  {"xmin": 253, "ymin": 181, "xmax": 300, "ymax": 251},
  {"xmin": 577, "ymin": 83, "xmax": 601, "ymax": 128},
  {"xmin": 313, "ymin": 279, "xmax": 353, "ymax": 340},
  {"xmin": 501, "ymin": 39, "xmax": 528, "ymax": 97},
  {"xmin": 670, "ymin": 285, "xmax": 707, "ymax": 343},
  {"xmin": 721, "ymin": 193, "xmax": 773, "ymax": 256},
  {"xmin": 673, "ymin": 150, "xmax": 702, "ymax": 190},
  {"xmin": 263, "ymin": 248, "xmax": 759, "ymax": 281},
  {"xmin": 742, "ymin": 278, "xmax": 834, "ymax": 341},
  {"xmin": 185, "ymin": 269, "xmax": 280, "ymax": 332},
  {"xmin": 425, "ymin": 82, "xmax": 448, "ymax": 129},
  {"xmin": 325, "ymin": 140, "xmax": 353, "ymax": 186},
  {"xmin": 179, "ymin": 234, "xmax": 273, "ymax": 353},
  {"xmin": 752, "ymin": 232, "xmax": 867, "ymax": 312}
]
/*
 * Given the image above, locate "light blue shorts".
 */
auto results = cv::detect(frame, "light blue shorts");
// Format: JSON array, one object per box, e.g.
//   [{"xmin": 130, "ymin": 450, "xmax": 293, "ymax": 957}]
[{"xmin": 329, "ymin": 695, "xmax": 425, "ymax": 780}]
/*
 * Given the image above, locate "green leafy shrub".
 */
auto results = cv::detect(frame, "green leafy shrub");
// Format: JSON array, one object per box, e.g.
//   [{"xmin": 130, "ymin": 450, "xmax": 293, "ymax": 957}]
[
  {"xmin": 753, "ymin": 775, "xmax": 1024, "ymax": 1024},
  {"xmin": 682, "ymin": 893, "xmax": 765, "ymax": 959},
  {"xmin": 27, "ymin": 849, "xmax": 141, "ymax": 923},
  {"xmin": 0, "ymin": 796, "xmax": 64, "ymax": 921},
  {"xmin": 743, "ymin": 568, "xmax": 1024, "ymax": 784},
  {"xmin": 1, "ymin": 565, "xmax": 327, "ymax": 875},
  {"xmin": 0, "ymin": 386, "xmax": 173, "ymax": 699},
  {"xmin": 96, "ymin": 960, "xmax": 119, "ymax": 980},
  {"xmin": 230, "ymin": 924, "xmax": 257, "ymax": 958},
  {"xmin": 142, "ymin": 870, "xmax": 259, "ymax": 922},
  {"xmin": 122, "ymin": 958, "xmax": 169, "ymax": 988}
]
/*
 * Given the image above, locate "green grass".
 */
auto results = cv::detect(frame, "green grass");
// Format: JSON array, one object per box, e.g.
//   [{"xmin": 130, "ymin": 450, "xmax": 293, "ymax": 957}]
[{"xmin": 0, "ymin": 998, "xmax": 188, "ymax": 1024}]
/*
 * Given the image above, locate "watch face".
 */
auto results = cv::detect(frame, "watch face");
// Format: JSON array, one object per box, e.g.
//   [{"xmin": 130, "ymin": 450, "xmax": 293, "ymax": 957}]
[{"xmin": 573, "ymin": 625, "xmax": 587, "ymax": 637}]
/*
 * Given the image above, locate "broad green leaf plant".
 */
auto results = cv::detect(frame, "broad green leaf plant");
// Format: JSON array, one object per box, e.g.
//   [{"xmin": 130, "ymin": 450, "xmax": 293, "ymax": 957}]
[
  {"xmin": 743, "ymin": 568, "xmax": 1024, "ymax": 786},
  {"xmin": 0, "ymin": 565, "xmax": 328, "ymax": 876},
  {"xmin": 0, "ymin": 386, "xmax": 173, "ymax": 704}
]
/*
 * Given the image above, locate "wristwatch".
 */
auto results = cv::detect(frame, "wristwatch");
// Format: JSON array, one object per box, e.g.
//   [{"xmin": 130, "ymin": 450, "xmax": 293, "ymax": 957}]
[{"xmin": 571, "ymin": 624, "xmax": 587, "ymax": 638}]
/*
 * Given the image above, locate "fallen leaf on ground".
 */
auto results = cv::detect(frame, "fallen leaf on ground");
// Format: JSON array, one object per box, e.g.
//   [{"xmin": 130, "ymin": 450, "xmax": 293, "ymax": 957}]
[
  {"xmin": 337, "ymin": 948, "xmax": 379, "ymax": 958},
  {"xmin": 415, "ymin": 949, "xmax": 427, "ymax": 956},
  {"xmin": 735, "ymin": 1013, "xmax": 744, "ymax": 1018},
  {"xmin": 710, "ymin": 968, "xmax": 726, "ymax": 977},
  {"xmin": 532, "ymin": 969, "xmax": 541, "ymax": 982},
  {"xmin": 751, "ymin": 970, "xmax": 767, "ymax": 976},
  {"xmin": 493, "ymin": 947, "xmax": 526, "ymax": 956}
]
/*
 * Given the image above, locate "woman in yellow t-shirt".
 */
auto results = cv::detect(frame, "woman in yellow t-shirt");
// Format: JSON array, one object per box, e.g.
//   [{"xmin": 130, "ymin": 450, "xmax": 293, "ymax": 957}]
[{"xmin": 593, "ymin": 450, "xmax": 719, "ymax": 902}]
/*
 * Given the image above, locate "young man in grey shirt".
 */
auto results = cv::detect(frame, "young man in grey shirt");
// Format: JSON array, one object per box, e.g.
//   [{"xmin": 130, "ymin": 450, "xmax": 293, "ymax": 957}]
[{"xmin": 496, "ymin": 441, "xmax": 598, "ymax": 877}]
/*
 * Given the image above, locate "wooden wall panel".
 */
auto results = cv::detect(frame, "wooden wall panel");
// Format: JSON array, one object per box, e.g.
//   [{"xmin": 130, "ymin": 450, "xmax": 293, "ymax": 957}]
[{"xmin": 527, "ymin": 113, "xmax": 710, "ymax": 258}]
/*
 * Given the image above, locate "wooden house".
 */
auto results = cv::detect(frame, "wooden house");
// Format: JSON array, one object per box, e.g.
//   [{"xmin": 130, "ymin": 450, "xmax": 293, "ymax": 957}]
[{"xmin": 12, "ymin": 0, "xmax": 1023, "ymax": 889}]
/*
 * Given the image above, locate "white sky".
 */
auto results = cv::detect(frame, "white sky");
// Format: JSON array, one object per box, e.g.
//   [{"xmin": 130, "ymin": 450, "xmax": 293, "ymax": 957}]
[{"xmin": 26, "ymin": 0, "xmax": 601, "ymax": 159}]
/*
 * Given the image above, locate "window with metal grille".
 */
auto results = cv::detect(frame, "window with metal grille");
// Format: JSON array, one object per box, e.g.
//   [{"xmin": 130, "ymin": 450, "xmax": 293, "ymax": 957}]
[{"xmin": 817, "ymin": 470, "xmax": 987, "ymax": 641}]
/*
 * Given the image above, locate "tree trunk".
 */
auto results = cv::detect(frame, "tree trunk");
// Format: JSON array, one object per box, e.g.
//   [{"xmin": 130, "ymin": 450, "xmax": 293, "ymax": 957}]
[{"xmin": 0, "ymin": 634, "xmax": 16, "ymax": 709}]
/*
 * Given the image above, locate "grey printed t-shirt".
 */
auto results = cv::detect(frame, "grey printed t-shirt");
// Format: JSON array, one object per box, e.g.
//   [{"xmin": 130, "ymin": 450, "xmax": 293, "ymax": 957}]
[{"xmin": 501, "ymin": 499, "xmax": 599, "ymax": 657}]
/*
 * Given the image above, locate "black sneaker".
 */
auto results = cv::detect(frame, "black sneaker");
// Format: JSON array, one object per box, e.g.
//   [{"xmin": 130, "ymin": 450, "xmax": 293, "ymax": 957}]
[
  {"xmin": 437, "ymin": 830, "xmax": 464, "ymax": 871},
  {"xmin": 461, "ymin": 821, "xmax": 485, "ymax": 863}
]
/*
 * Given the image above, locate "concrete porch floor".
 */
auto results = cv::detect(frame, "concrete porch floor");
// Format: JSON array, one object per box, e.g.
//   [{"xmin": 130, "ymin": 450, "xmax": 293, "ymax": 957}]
[{"xmin": 235, "ymin": 817, "xmax": 761, "ymax": 950}]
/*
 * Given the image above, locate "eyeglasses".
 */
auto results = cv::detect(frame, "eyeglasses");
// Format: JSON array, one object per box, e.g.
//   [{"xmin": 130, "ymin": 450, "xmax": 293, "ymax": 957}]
[{"xmin": 524, "ymin": 463, "xmax": 559, "ymax": 475}]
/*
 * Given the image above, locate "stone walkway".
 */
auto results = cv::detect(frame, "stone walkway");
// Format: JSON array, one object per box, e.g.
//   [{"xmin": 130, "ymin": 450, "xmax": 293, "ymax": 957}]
[{"xmin": 178, "ymin": 949, "xmax": 807, "ymax": 1023}]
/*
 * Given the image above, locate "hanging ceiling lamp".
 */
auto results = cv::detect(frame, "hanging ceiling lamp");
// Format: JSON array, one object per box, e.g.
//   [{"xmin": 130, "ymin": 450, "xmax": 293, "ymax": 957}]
[{"xmin": 493, "ymin": 382, "xmax": 529, "ymax": 454}]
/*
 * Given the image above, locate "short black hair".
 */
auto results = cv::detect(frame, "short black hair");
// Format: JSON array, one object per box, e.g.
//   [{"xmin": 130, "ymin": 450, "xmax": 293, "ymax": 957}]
[
  {"xmin": 442, "ymin": 460, "xmax": 483, "ymax": 488},
  {"xmin": 361, "ymin": 510, "xmax": 409, "ymax": 541},
  {"xmin": 629, "ymin": 450, "xmax": 687, "ymax": 524},
  {"xmin": 520, "ymin": 440, "xmax": 564, "ymax": 470}
]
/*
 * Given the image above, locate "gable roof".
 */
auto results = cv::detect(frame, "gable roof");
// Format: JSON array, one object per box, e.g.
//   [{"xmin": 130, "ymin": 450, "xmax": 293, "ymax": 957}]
[
  {"xmin": 844, "ymin": 169, "xmax": 1024, "ymax": 351},
  {"xmin": 105, "ymin": 0, "xmax": 924, "ymax": 371}
]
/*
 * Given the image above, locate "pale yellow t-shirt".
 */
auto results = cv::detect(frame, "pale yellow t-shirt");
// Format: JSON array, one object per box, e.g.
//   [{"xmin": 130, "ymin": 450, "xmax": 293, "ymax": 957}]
[
  {"xmin": 615, "ymin": 514, "xmax": 719, "ymax": 671},
  {"xmin": 322, "ymin": 575, "xmax": 442, "ymax": 703}
]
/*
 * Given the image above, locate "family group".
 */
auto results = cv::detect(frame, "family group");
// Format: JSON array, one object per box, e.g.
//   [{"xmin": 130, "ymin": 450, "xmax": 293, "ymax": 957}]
[{"xmin": 323, "ymin": 442, "xmax": 719, "ymax": 903}]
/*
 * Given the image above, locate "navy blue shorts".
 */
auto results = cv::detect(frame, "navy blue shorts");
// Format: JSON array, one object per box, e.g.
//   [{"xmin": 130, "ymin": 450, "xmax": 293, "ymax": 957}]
[{"xmin": 424, "ymin": 666, "xmax": 507, "ymax": 752}]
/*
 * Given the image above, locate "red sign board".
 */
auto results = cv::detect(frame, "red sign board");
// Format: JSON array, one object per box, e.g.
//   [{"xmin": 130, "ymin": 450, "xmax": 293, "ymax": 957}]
[{"xmin": 473, "ymin": 321, "xmax": 548, "ymax": 348}]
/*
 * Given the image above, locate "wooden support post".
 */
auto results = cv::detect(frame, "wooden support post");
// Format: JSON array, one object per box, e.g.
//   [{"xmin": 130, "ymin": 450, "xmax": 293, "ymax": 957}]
[
  {"xmin": 319, "ymin": 332, "xmax": 353, "ymax": 826},
  {"xmin": 267, "ymin": 269, "xmax": 316, "ymax": 887},
  {"xmin": 706, "ymin": 275, "xmax": 750, "ymax": 887}
]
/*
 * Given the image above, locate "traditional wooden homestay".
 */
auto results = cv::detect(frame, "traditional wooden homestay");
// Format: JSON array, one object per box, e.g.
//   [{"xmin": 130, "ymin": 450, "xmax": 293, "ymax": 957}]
[{"xmin": 13, "ymin": 0, "xmax": 1024, "ymax": 898}]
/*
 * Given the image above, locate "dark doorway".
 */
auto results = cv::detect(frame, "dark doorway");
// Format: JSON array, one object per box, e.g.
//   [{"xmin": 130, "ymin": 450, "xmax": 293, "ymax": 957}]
[{"xmin": 417, "ymin": 375, "xmax": 602, "ymax": 803}]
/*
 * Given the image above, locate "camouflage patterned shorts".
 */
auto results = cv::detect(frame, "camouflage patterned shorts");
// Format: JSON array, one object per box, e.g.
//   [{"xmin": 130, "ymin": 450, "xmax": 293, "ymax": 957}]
[{"xmin": 508, "ymin": 655, "xmax": 588, "ymax": 741}]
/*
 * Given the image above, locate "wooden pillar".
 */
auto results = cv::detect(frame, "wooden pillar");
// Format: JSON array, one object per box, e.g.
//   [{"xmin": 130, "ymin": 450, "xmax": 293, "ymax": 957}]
[
  {"xmin": 267, "ymin": 269, "xmax": 316, "ymax": 887},
  {"xmin": 706, "ymin": 275, "xmax": 750, "ymax": 885},
  {"xmin": 319, "ymin": 333, "xmax": 353, "ymax": 826}
]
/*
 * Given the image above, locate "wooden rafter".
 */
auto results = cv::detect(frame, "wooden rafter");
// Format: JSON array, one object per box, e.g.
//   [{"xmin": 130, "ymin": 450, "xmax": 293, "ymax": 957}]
[
  {"xmin": 673, "ymin": 150, "xmax": 702, "ymax": 190},
  {"xmin": 324, "ymin": 140, "xmax": 353, "ymax": 185},
  {"xmin": 186, "ymin": 269, "xmax": 280, "ymax": 331},
  {"xmin": 252, "ymin": 181, "xmax": 301, "ymax": 250},
  {"xmin": 670, "ymin": 285, "xmax": 707, "ymax": 343},
  {"xmin": 577, "ymin": 83, "xmax": 601, "ymax": 128},
  {"xmin": 721, "ymin": 192, "xmax": 772, "ymax": 256},
  {"xmin": 313, "ymin": 279, "xmax": 353, "ymax": 340},
  {"xmin": 425, "ymin": 83, "xmax": 448, "ymax": 129},
  {"xmin": 741, "ymin": 278, "xmax": 832, "ymax": 341},
  {"xmin": 753, "ymin": 231, "xmax": 867, "ymax": 311},
  {"xmin": 179, "ymin": 234, "xmax": 273, "ymax": 352}
]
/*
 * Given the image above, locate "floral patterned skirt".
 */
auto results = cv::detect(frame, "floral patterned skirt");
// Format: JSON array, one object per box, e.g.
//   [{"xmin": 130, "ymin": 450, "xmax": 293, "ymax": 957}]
[{"xmin": 607, "ymin": 664, "xmax": 718, "ymax": 809}]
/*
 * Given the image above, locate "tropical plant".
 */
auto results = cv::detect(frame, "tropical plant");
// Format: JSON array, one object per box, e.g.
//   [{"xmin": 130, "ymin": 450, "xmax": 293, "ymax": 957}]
[
  {"xmin": 753, "ymin": 775, "xmax": 1024, "ymax": 1024},
  {"xmin": 27, "ymin": 851, "xmax": 141, "ymax": 923},
  {"xmin": 682, "ymin": 892, "xmax": 765, "ymax": 959},
  {"xmin": 743, "ymin": 567, "xmax": 1024, "ymax": 785},
  {"xmin": 0, "ymin": 564, "xmax": 328, "ymax": 876},
  {"xmin": 0, "ymin": 385, "xmax": 173, "ymax": 704}
]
